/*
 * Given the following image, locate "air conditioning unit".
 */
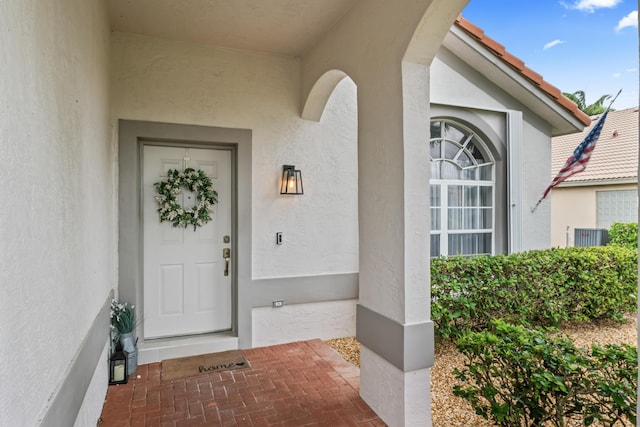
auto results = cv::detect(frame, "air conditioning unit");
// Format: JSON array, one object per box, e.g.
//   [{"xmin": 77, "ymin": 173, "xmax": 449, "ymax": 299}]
[{"xmin": 574, "ymin": 228, "xmax": 610, "ymax": 247}]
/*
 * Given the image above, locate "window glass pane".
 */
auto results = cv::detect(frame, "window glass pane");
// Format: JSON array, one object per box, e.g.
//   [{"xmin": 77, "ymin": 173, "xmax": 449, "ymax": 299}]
[
  {"xmin": 430, "ymin": 185, "xmax": 441, "ymax": 207},
  {"xmin": 444, "ymin": 123, "xmax": 466, "ymax": 144},
  {"xmin": 462, "ymin": 208, "xmax": 478, "ymax": 229},
  {"xmin": 448, "ymin": 233, "xmax": 491, "ymax": 256},
  {"xmin": 430, "ymin": 234, "xmax": 441, "ymax": 258},
  {"xmin": 463, "ymin": 186, "xmax": 478, "ymax": 207},
  {"xmin": 480, "ymin": 208, "xmax": 492, "ymax": 228},
  {"xmin": 430, "ymin": 140, "xmax": 441, "ymax": 159},
  {"xmin": 430, "ymin": 121, "xmax": 442, "ymax": 139},
  {"xmin": 462, "ymin": 168, "xmax": 476, "ymax": 180},
  {"xmin": 467, "ymin": 142, "xmax": 486, "ymax": 163},
  {"xmin": 456, "ymin": 152, "xmax": 473, "ymax": 168},
  {"xmin": 431, "ymin": 208, "xmax": 441, "ymax": 230},
  {"xmin": 448, "ymin": 234, "xmax": 471, "ymax": 256},
  {"xmin": 448, "ymin": 208, "xmax": 462, "ymax": 230},
  {"xmin": 480, "ymin": 233, "xmax": 492, "ymax": 254},
  {"xmin": 430, "ymin": 160, "xmax": 441, "ymax": 179},
  {"xmin": 448, "ymin": 185, "xmax": 463, "ymax": 207},
  {"xmin": 479, "ymin": 164, "xmax": 492, "ymax": 181},
  {"xmin": 480, "ymin": 186, "xmax": 492, "ymax": 207},
  {"xmin": 441, "ymin": 162, "xmax": 459, "ymax": 179},
  {"xmin": 444, "ymin": 141, "xmax": 461, "ymax": 160},
  {"xmin": 430, "ymin": 183, "xmax": 441, "ymax": 233}
]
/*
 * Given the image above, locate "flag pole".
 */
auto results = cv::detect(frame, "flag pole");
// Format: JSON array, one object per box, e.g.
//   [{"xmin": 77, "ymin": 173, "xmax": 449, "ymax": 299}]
[
  {"xmin": 530, "ymin": 89, "xmax": 622, "ymax": 213},
  {"xmin": 607, "ymin": 89, "xmax": 622, "ymax": 109}
]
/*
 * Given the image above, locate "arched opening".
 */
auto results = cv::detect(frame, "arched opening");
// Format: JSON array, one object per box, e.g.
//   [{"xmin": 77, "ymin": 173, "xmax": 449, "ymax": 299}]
[{"xmin": 301, "ymin": 69, "xmax": 349, "ymax": 121}]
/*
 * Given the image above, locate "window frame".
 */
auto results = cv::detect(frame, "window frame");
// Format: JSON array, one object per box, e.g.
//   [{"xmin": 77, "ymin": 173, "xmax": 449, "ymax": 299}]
[{"xmin": 430, "ymin": 119, "xmax": 496, "ymax": 257}]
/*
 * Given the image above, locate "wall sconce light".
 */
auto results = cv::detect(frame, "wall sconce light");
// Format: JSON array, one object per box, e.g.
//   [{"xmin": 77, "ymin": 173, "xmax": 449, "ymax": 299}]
[
  {"xmin": 280, "ymin": 165, "xmax": 303, "ymax": 195},
  {"xmin": 109, "ymin": 350, "xmax": 128, "ymax": 385}
]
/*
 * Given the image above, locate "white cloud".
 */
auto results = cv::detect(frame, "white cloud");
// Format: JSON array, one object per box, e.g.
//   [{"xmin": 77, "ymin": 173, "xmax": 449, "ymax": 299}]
[
  {"xmin": 627, "ymin": 68, "xmax": 638, "ymax": 72},
  {"xmin": 543, "ymin": 39, "xmax": 566, "ymax": 50},
  {"xmin": 612, "ymin": 72, "xmax": 621, "ymax": 78},
  {"xmin": 615, "ymin": 11, "xmax": 638, "ymax": 31},
  {"xmin": 565, "ymin": 0, "xmax": 623, "ymax": 12}
]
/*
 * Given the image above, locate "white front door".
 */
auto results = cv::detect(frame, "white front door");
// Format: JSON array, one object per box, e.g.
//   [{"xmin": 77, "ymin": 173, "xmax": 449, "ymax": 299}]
[{"xmin": 142, "ymin": 145, "xmax": 232, "ymax": 339}]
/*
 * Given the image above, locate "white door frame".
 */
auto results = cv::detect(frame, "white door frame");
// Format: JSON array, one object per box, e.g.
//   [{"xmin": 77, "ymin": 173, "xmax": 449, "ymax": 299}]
[{"xmin": 118, "ymin": 120, "xmax": 254, "ymax": 349}]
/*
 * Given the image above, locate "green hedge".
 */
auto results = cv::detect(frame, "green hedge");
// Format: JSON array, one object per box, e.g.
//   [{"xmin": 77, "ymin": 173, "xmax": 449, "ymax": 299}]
[
  {"xmin": 608, "ymin": 222, "xmax": 638, "ymax": 249},
  {"xmin": 431, "ymin": 246, "xmax": 637, "ymax": 338},
  {"xmin": 454, "ymin": 320, "xmax": 637, "ymax": 426}
]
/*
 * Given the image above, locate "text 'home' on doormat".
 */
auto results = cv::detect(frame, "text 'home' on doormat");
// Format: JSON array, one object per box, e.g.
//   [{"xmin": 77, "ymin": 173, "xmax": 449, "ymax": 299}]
[{"xmin": 161, "ymin": 349, "xmax": 248, "ymax": 382}]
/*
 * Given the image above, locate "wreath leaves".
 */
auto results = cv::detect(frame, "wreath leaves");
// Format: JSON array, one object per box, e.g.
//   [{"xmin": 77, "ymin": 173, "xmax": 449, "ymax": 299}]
[{"xmin": 154, "ymin": 168, "xmax": 218, "ymax": 230}]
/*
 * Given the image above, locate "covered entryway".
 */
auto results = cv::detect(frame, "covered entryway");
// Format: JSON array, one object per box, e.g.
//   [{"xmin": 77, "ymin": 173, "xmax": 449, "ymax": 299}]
[
  {"xmin": 142, "ymin": 145, "xmax": 233, "ymax": 339},
  {"xmin": 109, "ymin": 1, "xmax": 470, "ymax": 425}
]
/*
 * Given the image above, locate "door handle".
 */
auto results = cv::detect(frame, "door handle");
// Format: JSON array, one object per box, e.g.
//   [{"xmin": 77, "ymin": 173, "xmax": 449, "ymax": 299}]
[{"xmin": 223, "ymin": 248, "xmax": 230, "ymax": 276}]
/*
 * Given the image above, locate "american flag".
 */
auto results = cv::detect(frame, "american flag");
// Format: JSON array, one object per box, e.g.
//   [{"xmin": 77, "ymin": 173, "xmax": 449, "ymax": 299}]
[
  {"xmin": 544, "ymin": 110, "xmax": 608, "ymax": 197},
  {"xmin": 532, "ymin": 108, "xmax": 610, "ymax": 212}
]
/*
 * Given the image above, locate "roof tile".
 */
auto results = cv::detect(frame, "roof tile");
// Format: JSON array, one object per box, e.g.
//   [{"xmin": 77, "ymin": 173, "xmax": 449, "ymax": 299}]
[
  {"xmin": 480, "ymin": 37, "xmax": 506, "ymax": 56},
  {"xmin": 501, "ymin": 52, "xmax": 525, "ymax": 71},
  {"xmin": 455, "ymin": 17, "xmax": 484, "ymax": 40},
  {"xmin": 540, "ymin": 81, "xmax": 562, "ymax": 100}
]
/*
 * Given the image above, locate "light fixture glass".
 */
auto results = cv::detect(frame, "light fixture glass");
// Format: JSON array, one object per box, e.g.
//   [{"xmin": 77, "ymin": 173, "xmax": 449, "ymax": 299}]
[{"xmin": 280, "ymin": 165, "xmax": 303, "ymax": 195}]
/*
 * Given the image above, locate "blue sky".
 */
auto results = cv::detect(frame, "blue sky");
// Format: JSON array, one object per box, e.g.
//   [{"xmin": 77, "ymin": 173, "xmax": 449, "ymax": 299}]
[{"xmin": 462, "ymin": 0, "xmax": 639, "ymax": 109}]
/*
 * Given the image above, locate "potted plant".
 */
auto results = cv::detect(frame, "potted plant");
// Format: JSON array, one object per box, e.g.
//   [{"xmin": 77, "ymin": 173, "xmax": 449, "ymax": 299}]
[{"xmin": 110, "ymin": 299, "xmax": 139, "ymax": 375}]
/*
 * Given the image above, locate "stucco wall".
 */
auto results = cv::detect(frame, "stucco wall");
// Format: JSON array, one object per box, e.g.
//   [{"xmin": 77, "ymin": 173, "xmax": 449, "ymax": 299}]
[
  {"xmin": 0, "ymin": 0, "xmax": 114, "ymax": 425},
  {"xmin": 550, "ymin": 183, "xmax": 637, "ymax": 247},
  {"xmin": 521, "ymin": 114, "xmax": 553, "ymax": 250},
  {"xmin": 252, "ymin": 300, "xmax": 357, "ymax": 347},
  {"xmin": 431, "ymin": 49, "xmax": 552, "ymax": 251},
  {"xmin": 110, "ymin": 32, "xmax": 359, "ymax": 279}
]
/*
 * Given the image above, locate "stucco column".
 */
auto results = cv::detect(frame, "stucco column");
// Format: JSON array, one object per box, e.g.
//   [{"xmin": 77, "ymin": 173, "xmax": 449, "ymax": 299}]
[
  {"xmin": 299, "ymin": 2, "xmax": 469, "ymax": 424},
  {"xmin": 355, "ymin": 61, "xmax": 433, "ymax": 426}
]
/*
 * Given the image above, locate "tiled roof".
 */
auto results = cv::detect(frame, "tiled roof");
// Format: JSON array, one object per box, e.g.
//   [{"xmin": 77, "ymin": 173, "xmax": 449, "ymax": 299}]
[
  {"xmin": 454, "ymin": 16, "xmax": 591, "ymax": 127},
  {"xmin": 551, "ymin": 107, "xmax": 639, "ymax": 183}
]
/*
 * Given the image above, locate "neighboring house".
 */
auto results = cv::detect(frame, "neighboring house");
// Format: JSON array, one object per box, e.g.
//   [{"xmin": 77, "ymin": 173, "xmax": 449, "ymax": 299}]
[
  {"xmin": 1, "ymin": 2, "xmax": 589, "ymax": 427},
  {"xmin": 550, "ymin": 107, "xmax": 639, "ymax": 247}
]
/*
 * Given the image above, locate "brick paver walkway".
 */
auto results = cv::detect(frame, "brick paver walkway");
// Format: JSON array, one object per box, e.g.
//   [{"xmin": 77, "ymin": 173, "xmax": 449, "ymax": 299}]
[{"xmin": 99, "ymin": 339, "xmax": 386, "ymax": 426}]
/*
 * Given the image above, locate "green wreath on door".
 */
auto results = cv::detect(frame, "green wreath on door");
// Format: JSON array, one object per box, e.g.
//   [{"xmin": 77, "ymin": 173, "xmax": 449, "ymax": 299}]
[{"xmin": 154, "ymin": 168, "xmax": 218, "ymax": 230}]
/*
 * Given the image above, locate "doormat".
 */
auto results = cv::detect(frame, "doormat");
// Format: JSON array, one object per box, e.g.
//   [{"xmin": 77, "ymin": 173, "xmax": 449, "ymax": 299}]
[{"xmin": 161, "ymin": 350, "xmax": 248, "ymax": 382}]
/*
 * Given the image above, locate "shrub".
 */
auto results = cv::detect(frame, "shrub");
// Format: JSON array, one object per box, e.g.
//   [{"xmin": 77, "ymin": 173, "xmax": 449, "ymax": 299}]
[
  {"xmin": 453, "ymin": 320, "xmax": 637, "ymax": 427},
  {"xmin": 609, "ymin": 222, "xmax": 638, "ymax": 249},
  {"xmin": 431, "ymin": 246, "xmax": 637, "ymax": 338}
]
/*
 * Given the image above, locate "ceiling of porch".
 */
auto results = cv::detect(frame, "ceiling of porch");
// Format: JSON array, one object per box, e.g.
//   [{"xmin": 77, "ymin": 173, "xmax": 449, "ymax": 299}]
[{"xmin": 107, "ymin": 0, "xmax": 358, "ymax": 57}]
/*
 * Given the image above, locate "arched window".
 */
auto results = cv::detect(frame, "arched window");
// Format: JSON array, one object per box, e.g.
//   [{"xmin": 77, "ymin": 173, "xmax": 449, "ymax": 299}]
[{"xmin": 430, "ymin": 120, "xmax": 495, "ymax": 257}]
